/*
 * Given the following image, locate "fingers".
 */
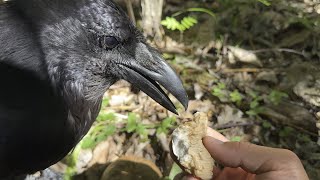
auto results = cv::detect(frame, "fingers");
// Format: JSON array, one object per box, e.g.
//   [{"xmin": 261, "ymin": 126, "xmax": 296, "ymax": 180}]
[
  {"xmin": 202, "ymin": 136, "xmax": 308, "ymax": 178},
  {"xmin": 214, "ymin": 167, "xmax": 256, "ymax": 180},
  {"xmin": 174, "ymin": 128, "xmax": 308, "ymax": 180},
  {"xmin": 179, "ymin": 174, "xmax": 198, "ymax": 180}
]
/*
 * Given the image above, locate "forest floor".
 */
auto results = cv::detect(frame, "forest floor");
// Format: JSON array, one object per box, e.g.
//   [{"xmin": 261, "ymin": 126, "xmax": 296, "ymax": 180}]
[{"xmin": 30, "ymin": 0, "xmax": 320, "ymax": 180}]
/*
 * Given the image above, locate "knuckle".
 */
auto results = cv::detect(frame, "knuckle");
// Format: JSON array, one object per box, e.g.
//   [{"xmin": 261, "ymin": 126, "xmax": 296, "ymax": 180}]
[
  {"xmin": 239, "ymin": 141, "xmax": 253, "ymax": 151},
  {"xmin": 279, "ymin": 149, "xmax": 303, "ymax": 168},
  {"xmin": 233, "ymin": 141, "xmax": 253, "ymax": 166},
  {"xmin": 233, "ymin": 141, "xmax": 253, "ymax": 154},
  {"xmin": 282, "ymin": 149, "xmax": 298, "ymax": 159}
]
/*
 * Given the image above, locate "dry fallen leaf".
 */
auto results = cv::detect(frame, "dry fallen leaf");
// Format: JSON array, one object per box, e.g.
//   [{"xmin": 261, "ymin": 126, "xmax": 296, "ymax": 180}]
[{"xmin": 228, "ymin": 46, "xmax": 262, "ymax": 67}]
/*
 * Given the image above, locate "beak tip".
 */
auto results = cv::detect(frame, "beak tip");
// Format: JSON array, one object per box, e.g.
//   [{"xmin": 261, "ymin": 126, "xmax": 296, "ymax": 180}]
[
  {"xmin": 172, "ymin": 109, "xmax": 178, "ymax": 115},
  {"xmin": 166, "ymin": 105, "xmax": 178, "ymax": 115},
  {"xmin": 179, "ymin": 93, "xmax": 189, "ymax": 111},
  {"xmin": 183, "ymin": 102, "xmax": 189, "ymax": 110}
]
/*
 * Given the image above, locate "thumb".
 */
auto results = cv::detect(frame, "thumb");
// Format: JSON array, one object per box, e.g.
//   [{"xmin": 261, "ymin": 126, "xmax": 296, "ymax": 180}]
[{"xmin": 202, "ymin": 136, "xmax": 307, "ymax": 176}]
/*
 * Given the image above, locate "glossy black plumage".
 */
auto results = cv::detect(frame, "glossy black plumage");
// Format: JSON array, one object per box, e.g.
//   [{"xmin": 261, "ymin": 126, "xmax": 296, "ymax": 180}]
[{"xmin": 0, "ymin": 0, "xmax": 188, "ymax": 178}]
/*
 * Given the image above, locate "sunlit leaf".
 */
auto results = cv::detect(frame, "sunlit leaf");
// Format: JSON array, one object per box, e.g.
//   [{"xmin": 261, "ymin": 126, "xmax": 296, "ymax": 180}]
[
  {"xmin": 257, "ymin": 0, "xmax": 271, "ymax": 6},
  {"xmin": 230, "ymin": 90, "xmax": 243, "ymax": 105},
  {"xmin": 231, "ymin": 136, "xmax": 242, "ymax": 142},
  {"xmin": 126, "ymin": 113, "xmax": 138, "ymax": 133},
  {"xmin": 81, "ymin": 136, "xmax": 95, "ymax": 149},
  {"xmin": 168, "ymin": 163, "xmax": 183, "ymax": 180}
]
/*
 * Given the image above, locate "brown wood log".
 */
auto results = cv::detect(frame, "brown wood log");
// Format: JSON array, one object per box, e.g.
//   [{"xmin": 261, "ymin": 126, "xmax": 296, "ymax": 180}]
[{"xmin": 260, "ymin": 101, "xmax": 318, "ymax": 135}]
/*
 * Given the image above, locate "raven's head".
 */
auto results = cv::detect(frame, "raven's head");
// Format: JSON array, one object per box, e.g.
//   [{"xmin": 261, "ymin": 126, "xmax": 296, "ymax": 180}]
[{"xmin": 16, "ymin": 0, "xmax": 188, "ymax": 114}]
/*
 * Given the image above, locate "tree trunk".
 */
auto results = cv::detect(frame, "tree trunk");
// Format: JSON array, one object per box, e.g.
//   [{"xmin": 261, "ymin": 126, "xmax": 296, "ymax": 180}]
[
  {"xmin": 124, "ymin": 0, "xmax": 136, "ymax": 25},
  {"xmin": 141, "ymin": 0, "xmax": 164, "ymax": 44}
]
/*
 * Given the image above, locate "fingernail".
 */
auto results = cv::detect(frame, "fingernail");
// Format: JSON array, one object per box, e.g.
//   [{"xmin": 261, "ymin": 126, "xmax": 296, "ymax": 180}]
[{"xmin": 181, "ymin": 175, "xmax": 198, "ymax": 180}]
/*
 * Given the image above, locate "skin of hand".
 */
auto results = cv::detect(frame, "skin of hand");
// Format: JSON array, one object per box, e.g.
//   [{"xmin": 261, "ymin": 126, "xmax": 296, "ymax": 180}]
[{"xmin": 174, "ymin": 128, "xmax": 309, "ymax": 180}]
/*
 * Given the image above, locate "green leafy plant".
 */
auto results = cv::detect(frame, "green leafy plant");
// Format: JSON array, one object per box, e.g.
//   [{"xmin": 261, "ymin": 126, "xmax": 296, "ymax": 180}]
[
  {"xmin": 81, "ymin": 123, "xmax": 117, "ymax": 149},
  {"xmin": 63, "ymin": 142, "xmax": 83, "ymax": 180},
  {"xmin": 246, "ymin": 91, "xmax": 264, "ymax": 117},
  {"xmin": 230, "ymin": 90, "xmax": 243, "ymax": 106},
  {"xmin": 126, "ymin": 113, "xmax": 138, "ymax": 133},
  {"xmin": 257, "ymin": 0, "xmax": 271, "ymax": 6},
  {"xmin": 161, "ymin": 7, "xmax": 214, "ymax": 40},
  {"xmin": 297, "ymin": 133, "xmax": 312, "ymax": 143},
  {"xmin": 125, "ymin": 113, "xmax": 148, "ymax": 140},
  {"xmin": 268, "ymin": 90, "xmax": 288, "ymax": 105},
  {"xmin": 124, "ymin": 114, "xmax": 178, "ymax": 140},
  {"xmin": 101, "ymin": 98, "xmax": 110, "ymax": 108},
  {"xmin": 211, "ymin": 82, "xmax": 226, "ymax": 99},
  {"xmin": 262, "ymin": 120, "xmax": 272, "ymax": 129},
  {"xmin": 246, "ymin": 100, "xmax": 264, "ymax": 117},
  {"xmin": 231, "ymin": 136, "xmax": 242, "ymax": 142},
  {"xmin": 96, "ymin": 112, "xmax": 116, "ymax": 122},
  {"xmin": 161, "ymin": 7, "xmax": 215, "ymax": 32},
  {"xmin": 135, "ymin": 124, "xmax": 148, "ymax": 139},
  {"xmin": 279, "ymin": 126, "xmax": 294, "ymax": 137},
  {"xmin": 166, "ymin": 163, "xmax": 183, "ymax": 180},
  {"xmin": 156, "ymin": 117, "xmax": 176, "ymax": 135},
  {"xmin": 161, "ymin": 16, "xmax": 198, "ymax": 32}
]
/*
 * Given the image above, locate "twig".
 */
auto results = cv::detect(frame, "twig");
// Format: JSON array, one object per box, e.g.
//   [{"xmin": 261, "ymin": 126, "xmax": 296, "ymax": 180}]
[
  {"xmin": 305, "ymin": 93, "xmax": 320, "ymax": 97},
  {"xmin": 159, "ymin": 47, "xmax": 188, "ymax": 55},
  {"xmin": 251, "ymin": 48, "xmax": 307, "ymax": 58},
  {"xmin": 220, "ymin": 68, "xmax": 265, "ymax": 73},
  {"xmin": 214, "ymin": 122, "xmax": 255, "ymax": 130},
  {"xmin": 282, "ymin": 122, "xmax": 320, "ymax": 137}
]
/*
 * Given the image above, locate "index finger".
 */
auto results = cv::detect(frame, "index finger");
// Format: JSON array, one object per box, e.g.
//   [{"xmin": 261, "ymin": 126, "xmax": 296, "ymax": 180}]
[{"xmin": 203, "ymin": 136, "xmax": 309, "ymax": 179}]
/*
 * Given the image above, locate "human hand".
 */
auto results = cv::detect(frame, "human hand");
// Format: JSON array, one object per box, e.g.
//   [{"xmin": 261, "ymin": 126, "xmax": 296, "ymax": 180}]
[{"xmin": 175, "ymin": 128, "xmax": 309, "ymax": 180}]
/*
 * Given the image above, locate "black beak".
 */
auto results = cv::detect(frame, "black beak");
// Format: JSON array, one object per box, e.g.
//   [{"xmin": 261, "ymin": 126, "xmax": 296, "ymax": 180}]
[{"xmin": 119, "ymin": 43, "xmax": 188, "ymax": 114}]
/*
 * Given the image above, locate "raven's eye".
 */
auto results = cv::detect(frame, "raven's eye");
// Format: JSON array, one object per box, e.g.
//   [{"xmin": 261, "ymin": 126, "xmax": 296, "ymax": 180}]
[{"xmin": 99, "ymin": 36, "xmax": 119, "ymax": 49}]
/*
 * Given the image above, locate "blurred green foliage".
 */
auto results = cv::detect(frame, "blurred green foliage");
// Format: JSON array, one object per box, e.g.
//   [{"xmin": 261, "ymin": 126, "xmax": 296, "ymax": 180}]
[
  {"xmin": 211, "ymin": 82, "xmax": 226, "ymax": 99},
  {"xmin": 268, "ymin": 90, "xmax": 288, "ymax": 105},
  {"xmin": 157, "ymin": 117, "xmax": 176, "ymax": 135},
  {"xmin": 230, "ymin": 90, "xmax": 243, "ymax": 106},
  {"xmin": 213, "ymin": 0, "xmax": 320, "ymax": 58},
  {"xmin": 124, "ymin": 113, "xmax": 148, "ymax": 140}
]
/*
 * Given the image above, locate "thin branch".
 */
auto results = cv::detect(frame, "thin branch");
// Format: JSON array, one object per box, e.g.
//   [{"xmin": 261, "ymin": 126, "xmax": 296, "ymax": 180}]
[
  {"xmin": 220, "ymin": 68, "xmax": 265, "ymax": 73},
  {"xmin": 251, "ymin": 48, "xmax": 308, "ymax": 58},
  {"xmin": 214, "ymin": 121, "xmax": 255, "ymax": 130}
]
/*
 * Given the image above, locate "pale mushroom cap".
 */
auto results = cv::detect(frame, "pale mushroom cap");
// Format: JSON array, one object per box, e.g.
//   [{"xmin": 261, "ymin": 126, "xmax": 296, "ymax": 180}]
[{"xmin": 172, "ymin": 112, "xmax": 215, "ymax": 180}]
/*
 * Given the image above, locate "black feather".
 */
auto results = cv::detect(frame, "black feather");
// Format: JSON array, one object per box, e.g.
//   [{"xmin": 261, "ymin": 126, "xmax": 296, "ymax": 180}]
[{"xmin": 0, "ymin": 0, "xmax": 188, "ymax": 178}]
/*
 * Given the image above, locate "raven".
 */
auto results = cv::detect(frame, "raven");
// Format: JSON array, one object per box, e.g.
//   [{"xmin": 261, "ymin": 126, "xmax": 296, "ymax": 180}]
[{"xmin": 0, "ymin": 0, "xmax": 188, "ymax": 177}]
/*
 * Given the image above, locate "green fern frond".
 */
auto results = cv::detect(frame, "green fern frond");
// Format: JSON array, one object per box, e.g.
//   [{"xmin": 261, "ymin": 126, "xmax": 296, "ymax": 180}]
[
  {"xmin": 161, "ymin": 16, "xmax": 198, "ymax": 32},
  {"xmin": 161, "ymin": 17, "xmax": 179, "ymax": 31},
  {"xmin": 181, "ymin": 16, "xmax": 198, "ymax": 28}
]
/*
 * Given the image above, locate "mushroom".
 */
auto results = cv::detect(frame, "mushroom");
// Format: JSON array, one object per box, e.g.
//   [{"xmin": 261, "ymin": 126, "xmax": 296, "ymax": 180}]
[{"xmin": 172, "ymin": 112, "xmax": 215, "ymax": 180}]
